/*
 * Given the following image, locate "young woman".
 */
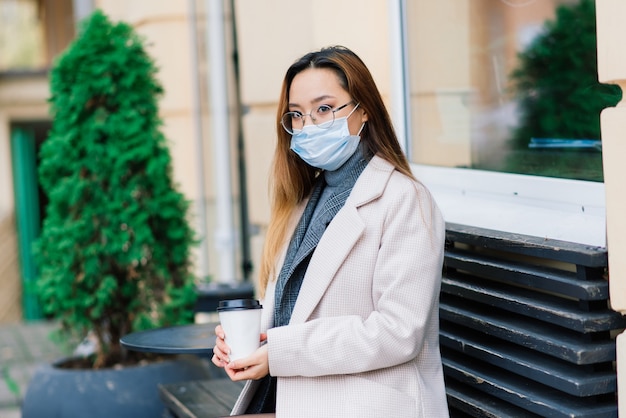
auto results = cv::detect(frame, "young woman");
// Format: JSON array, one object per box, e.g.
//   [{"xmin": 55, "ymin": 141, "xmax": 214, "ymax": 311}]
[{"xmin": 212, "ymin": 45, "xmax": 449, "ymax": 417}]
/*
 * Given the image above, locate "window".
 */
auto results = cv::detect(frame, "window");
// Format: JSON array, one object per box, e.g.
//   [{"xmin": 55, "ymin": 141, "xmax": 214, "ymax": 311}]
[
  {"xmin": 398, "ymin": 0, "xmax": 611, "ymax": 247},
  {"xmin": 403, "ymin": 0, "xmax": 620, "ymax": 182},
  {"xmin": 0, "ymin": 0, "xmax": 45, "ymax": 71},
  {"xmin": 0, "ymin": 0, "xmax": 75, "ymax": 72}
]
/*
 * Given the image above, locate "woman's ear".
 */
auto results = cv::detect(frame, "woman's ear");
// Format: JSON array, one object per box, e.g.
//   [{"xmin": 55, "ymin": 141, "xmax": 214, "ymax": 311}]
[{"xmin": 361, "ymin": 109, "xmax": 368, "ymax": 123}]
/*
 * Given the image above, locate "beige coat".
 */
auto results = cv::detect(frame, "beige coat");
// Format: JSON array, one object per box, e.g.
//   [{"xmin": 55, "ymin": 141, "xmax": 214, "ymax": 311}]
[{"xmin": 231, "ymin": 155, "xmax": 449, "ymax": 418}]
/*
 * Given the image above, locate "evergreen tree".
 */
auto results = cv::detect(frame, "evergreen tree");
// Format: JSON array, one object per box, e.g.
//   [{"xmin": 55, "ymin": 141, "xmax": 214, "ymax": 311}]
[
  {"xmin": 34, "ymin": 10, "xmax": 197, "ymax": 368},
  {"xmin": 509, "ymin": 0, "xmax": 621, "ymax": 149}
]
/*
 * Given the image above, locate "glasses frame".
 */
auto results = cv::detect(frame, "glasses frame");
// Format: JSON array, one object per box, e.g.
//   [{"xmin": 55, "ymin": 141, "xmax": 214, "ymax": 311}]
[{"xmin": 281, "ymin": 101, "xmax": 357, "ymax": 135}]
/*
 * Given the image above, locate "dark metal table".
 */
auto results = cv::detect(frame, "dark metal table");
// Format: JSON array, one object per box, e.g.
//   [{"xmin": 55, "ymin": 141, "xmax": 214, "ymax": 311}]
[
  {"xmin": 120, "ymin": 323, "xmax": 218, "ymax": 355},
  {"xmin": 121, "ymin": 323, "xmax": 276, "ymax": 417}
]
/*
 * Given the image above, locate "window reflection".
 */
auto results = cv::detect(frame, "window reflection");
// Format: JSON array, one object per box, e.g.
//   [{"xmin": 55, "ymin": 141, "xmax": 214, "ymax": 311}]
[
  {"xmin": 0, "ymin": 0, "xmax": 45, "ymax": 71},
  {"xmin": 405, "ymin": 0, "xmax": 621, "ymax": 182}
]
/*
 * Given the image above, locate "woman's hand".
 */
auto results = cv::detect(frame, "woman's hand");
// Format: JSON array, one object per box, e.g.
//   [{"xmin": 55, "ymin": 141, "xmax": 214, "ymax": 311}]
[
  {"xmin": 211, "ymin": 324, "xmax": 231, "ymax": 367},
  {"xmin": 212, "ymin": 325, "xmax": 269, "ymax": 380},
  {"xmin": 225, "ymin": 341, "xmax": 269, "ymax": 381}
]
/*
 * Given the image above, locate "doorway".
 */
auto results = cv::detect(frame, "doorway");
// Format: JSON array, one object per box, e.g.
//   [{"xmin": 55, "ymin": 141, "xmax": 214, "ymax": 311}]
[{"xmin": 10, "ymin": 121, "xmax": 51, "ymax": 320}]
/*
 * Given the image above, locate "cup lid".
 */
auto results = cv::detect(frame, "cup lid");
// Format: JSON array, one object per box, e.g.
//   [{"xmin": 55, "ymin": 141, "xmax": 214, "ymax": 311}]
[{"xmin": 217, "ymin": 298, "xmax": 262, "ymax": 311}]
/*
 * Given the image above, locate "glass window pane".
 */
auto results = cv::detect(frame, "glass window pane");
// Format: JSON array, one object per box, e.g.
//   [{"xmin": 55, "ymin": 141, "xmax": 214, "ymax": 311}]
[
  {"xmin": 0, "ymin": 0, "xmax": 45, "ymax": 71},
  {"xmin": 405, "ymin": 0, "xmax": 621, "ymax": 182}
]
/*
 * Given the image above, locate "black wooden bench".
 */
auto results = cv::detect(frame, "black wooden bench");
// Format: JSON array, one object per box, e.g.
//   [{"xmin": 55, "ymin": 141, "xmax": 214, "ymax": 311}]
[
  {"xmin": 159, "ymin": 223, "xmax": 624, "ymax": 417},
  {"xmin": 442, "ymin": 222, "xmax": 624, "ymax": 418},
  {"xmin": 159, "ymin": 378, "xmax": 244, "ymax": 418}
]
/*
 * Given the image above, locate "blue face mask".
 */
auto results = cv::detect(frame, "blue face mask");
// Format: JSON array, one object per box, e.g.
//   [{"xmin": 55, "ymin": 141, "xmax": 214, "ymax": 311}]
[{"xmin": 290, "ymin": 107, "xmax": 365, "ymax": 171}]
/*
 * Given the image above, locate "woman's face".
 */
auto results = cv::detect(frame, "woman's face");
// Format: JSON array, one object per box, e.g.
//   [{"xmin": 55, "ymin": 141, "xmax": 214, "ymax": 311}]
[{"xmin": 288, "ymin": 68, "xmax": 367, "ymax": 136}]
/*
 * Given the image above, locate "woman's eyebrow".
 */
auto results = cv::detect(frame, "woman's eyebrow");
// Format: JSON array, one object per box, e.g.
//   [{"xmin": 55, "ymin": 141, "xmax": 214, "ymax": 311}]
[{"xmin": 288, "ymin": 94, "xmax": 337, "ymax": 108}]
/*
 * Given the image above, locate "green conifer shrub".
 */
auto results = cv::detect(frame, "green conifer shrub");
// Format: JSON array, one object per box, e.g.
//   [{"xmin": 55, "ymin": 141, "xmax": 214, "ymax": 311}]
[{"xmin": 34, "ymin": 10, "xmax": 197, "ymax": 368}]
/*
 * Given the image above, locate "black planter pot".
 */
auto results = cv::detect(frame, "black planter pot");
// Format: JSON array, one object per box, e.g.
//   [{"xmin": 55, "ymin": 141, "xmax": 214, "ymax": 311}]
[{"xmin": 22, "ymin": 354, "xmax": 223, "ymax": 418}]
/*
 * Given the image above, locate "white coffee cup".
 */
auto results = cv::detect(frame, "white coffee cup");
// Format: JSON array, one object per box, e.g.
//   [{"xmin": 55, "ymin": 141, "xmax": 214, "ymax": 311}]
[{"xmin": 217, "ymin": 299, "xmax": 263, "ymax": 362}]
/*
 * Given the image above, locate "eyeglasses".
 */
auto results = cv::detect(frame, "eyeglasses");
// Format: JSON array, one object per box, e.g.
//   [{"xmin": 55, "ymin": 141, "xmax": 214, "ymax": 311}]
[{"xmin": 280, "ymin": 101, "xmax": 358, "ymax": 135}]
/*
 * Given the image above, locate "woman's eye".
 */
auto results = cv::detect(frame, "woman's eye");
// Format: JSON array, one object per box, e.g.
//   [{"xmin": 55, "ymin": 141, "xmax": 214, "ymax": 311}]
[
  {"xmin": 316, "ymin": 105, "xmax": 332, "ymax": 115},
  {"xmin": 291, "ymin": 111, "xmax": 303, "ymax": 119}
]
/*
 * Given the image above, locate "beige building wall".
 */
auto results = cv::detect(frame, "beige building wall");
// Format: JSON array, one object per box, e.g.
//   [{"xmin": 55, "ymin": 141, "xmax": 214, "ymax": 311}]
[
  {"xmin": 95, "ymin": 0, "xmax": 394, "ymax": 286},
  {"xmin": 596, "ymin": 0, "xmax": 626, "ymax": 411},
  {"xmin": 90, "ymin": 2, "xmax": 199, "ymax": 203},
  {"xmin": 234, "ymin": 0, "xmax": 392, "ymax": 284},
  {"xmin": 0, "ymin": 0, "xmax": 75, "ymax": 322},
  {"xmin": 95, "ymin": 0, "xmax": 226, "ymax": 282}
]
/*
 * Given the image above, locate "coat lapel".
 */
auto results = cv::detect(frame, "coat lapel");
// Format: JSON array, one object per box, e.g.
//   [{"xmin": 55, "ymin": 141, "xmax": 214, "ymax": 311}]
[
  {"xmin": 289, "ymin": 155, "xmax": 394, "ymax": 323},
  {"xmin": 289, "ymin": 204, "xmax": 364, "ymax": 323}
]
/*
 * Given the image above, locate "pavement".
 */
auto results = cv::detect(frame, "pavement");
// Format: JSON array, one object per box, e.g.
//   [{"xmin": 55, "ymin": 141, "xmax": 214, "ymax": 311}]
[{"xmin": 0, "ymin": 320, "xmax": 70, "ymax": 418}]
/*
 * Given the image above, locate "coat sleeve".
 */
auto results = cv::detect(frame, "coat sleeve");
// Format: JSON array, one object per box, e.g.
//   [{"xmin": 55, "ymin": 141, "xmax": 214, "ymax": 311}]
[{"xmin": 267, "ymin": 174, "xmax": 446, "ymax": 377}]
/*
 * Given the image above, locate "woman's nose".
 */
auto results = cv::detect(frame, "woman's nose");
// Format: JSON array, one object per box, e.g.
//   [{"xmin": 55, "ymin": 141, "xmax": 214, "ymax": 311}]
[{"xmin": 302, "ymin": 113, "xmax": 315, "ymax": 127}]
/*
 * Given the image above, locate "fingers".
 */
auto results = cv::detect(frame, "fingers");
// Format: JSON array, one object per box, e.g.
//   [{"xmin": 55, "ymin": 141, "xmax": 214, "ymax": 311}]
[
  {"xmin": 211, "ymin": 348, "xmax": 230, "ymax": 367},
  {"xmin": 212, "ymin": 324, "xmax": 231, "ymax": 367},
  {"xmin": 225, "ymin": 345, "xmax": 269, "ymax": 381},
  {"xmin": 215, "ymin": 324, "xmax": 225, "ymax": 339},
  {"xmin": 226, "ymin": 363, "xmax": 263, "ymax": 381},
  {"xmin": 215, "ymin": 340, "xmax": 230, "ymax": 359},
  {"xmin": 212, "ymin": 343, "xmax": 230, "ymax": 365},
  {"xmin": 211, "ymin": 353, "xmax": 221, "ymax": 367},
  {"xmin": 226, "ymin": 359, "xmax": 264, "ymax": 381}
]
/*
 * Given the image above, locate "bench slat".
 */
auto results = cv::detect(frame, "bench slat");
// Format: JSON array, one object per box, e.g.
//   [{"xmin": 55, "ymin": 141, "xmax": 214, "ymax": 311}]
[
  {"xmin": 159, "ymin": 379, "xmax": 244, "ymax": 418},
  {"xmin": 439, "ymin": 298, "xmax": 616, "ymax": 364},
  {"xmin": 442, "ymin": 223, "xmax": 617, "ymax": 417},
  {"xmin": 443, "ymin": 352, "xmax": 618, "ymax": 418},
  {"xmin": 445, "ymin": 223, "xmax": 608, "ymax": 267},
  {"xmin": 440, "ymin": 326, "xmax": 616, "ymax": 396},
  {"xmin": 441, "ymin": 274, "xmax": 625, "ymax": 332},
  {"xmin": 445, "ymin": 249, "xmax": 608, "ymax": 300},
  {"xmin": 445, "ymin": 379, "xmax": 543, "ymax": 418}
]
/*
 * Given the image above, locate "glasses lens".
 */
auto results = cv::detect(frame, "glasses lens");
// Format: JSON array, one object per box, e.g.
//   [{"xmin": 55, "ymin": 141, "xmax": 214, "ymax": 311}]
[
  {"xmin": 313, "ymin": 106, "xmax": 334, "ymax": 130},
  {"xmin": 281, "ymin": 113, "xmax": 296, "ymax": 134},
  {"xmin": 281, "ymin": 107, "xmax": 339, "ymax": 134}
]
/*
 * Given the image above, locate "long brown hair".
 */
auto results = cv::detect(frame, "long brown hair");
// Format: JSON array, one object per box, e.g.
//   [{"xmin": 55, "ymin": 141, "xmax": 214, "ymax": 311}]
[{"xmin": 259, "ymin": 45, "xmax": 413, "ymax": 294}]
